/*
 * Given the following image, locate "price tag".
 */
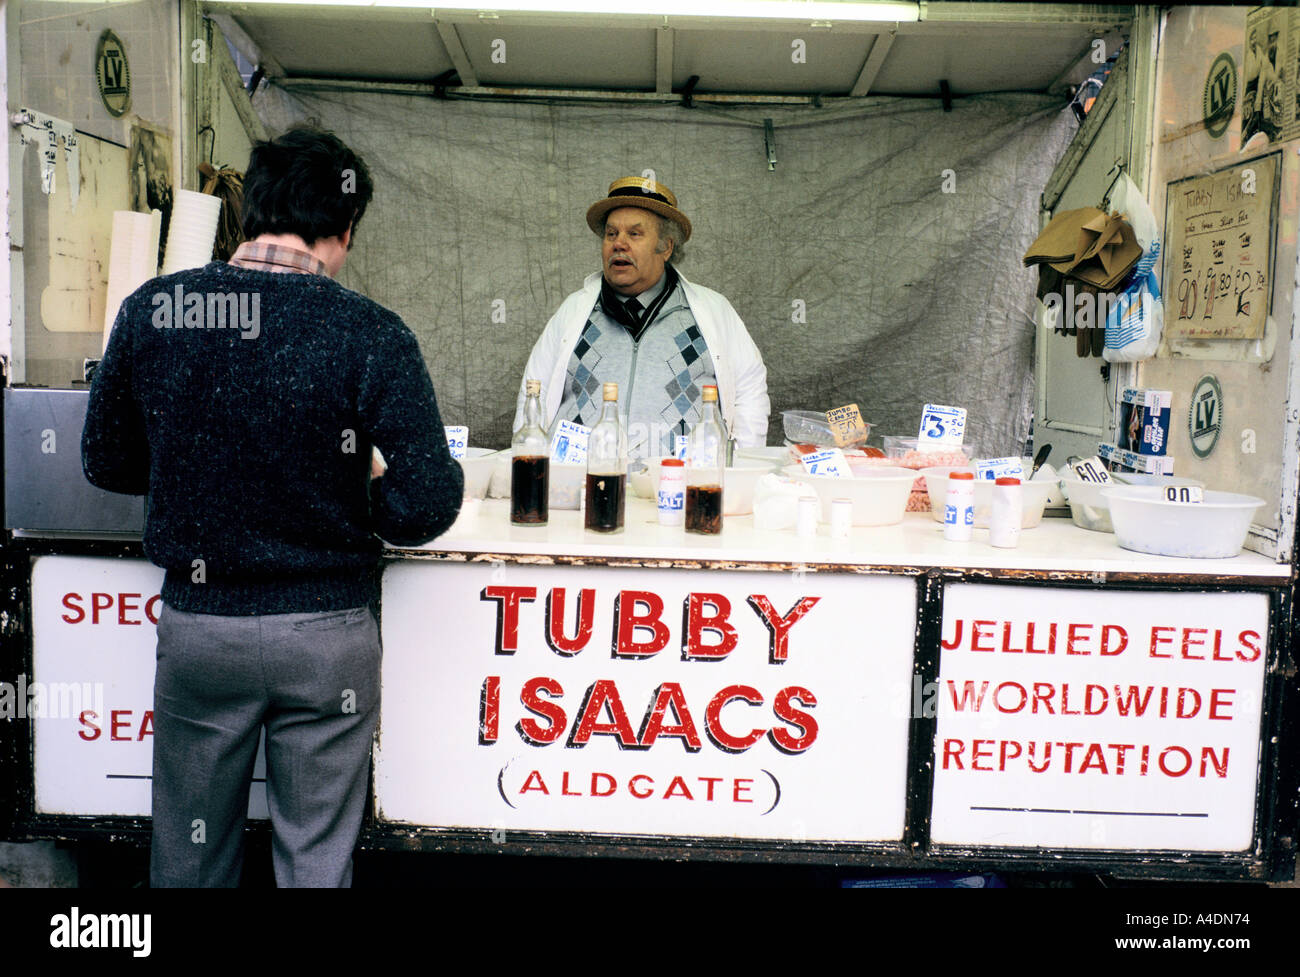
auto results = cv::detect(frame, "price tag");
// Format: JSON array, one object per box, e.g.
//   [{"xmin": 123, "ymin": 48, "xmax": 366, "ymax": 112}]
[
  {"xmin": 674, "ymin": 435, "xmax": 689, "ymax": 460},
  {"xmin": 976, "ymin": 457, "xmax": 1025, "ymax": 481},
  {"xmin": 550, "ymin": 420, "xmax": 590, "ymax": 465},
  {"xmin": 825, "ymin": 403, "xmax": 868, "ymax": 447},
  {"xmin": 443, "ymin": 426, "xmax": 468, "ymax": 460},
  {"xmin": 1163, "ymin": 484, "xmax": 1204, "ymax": 503},
  {"xmin": 800, "ymin": 449, "xmax": 850, "ymax": 478},
  {"xmin": 918, "ymin": 404, "xmax": 966, "ymax": 450},
  {"xmin": 1069, "ymin": 456, "xmax": 1111, "ymax": 484}
]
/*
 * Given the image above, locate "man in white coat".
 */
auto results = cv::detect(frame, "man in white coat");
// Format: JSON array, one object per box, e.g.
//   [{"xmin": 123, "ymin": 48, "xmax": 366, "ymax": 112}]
[{"xmin": 514, "ymin": 177, "xmax": 769, "ymax": 459}]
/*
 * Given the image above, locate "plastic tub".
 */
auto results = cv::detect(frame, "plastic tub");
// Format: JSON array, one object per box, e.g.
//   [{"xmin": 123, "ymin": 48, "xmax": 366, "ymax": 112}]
[
  {"xmin": 1060, "ymin": 473, "xmax": 1204, "ymax": 534},
  {"xmin": 782, "ymin": 409, "xmax": 871, "ymax": 448},
  {"xmin": 920, "ymin": 466, "xmax": 1058, "ymax": 528},
  {"xmin": 879, "ymin": 434, "xmax": 977, "ymax": 470},
  {"xmin": 1101, "ymin": 486, "xmax": 1265, "ymax": 558},
  {"xmin": 488, "ymin": 450, "xmax": 586, "ymax": 509},
  {"xmin": 780, "ymin": 465, "xmax": 915, "ymax": 526},
  {"xmin": 631, "ymin": 457, "xmax": 780, "ymax": 515},
  {"xmin": 459, "ymin": 447, "xmax": 500, "ymax": 500}
]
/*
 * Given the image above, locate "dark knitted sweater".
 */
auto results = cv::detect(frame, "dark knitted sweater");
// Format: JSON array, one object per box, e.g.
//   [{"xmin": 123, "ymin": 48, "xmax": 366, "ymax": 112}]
[{"xmin": 82, "ymin": 262, "xmax": 464, "ymax": 615}]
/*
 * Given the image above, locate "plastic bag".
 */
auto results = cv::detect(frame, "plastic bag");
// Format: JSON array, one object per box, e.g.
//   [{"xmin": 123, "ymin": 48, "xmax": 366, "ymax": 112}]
[
  {"xmin": 752, "ymin": 473, "xmax": 818, "ymax": 531},
  {"xmin": 1103, "ymin": 175, "xmax": 1163, "ymax": 362}
]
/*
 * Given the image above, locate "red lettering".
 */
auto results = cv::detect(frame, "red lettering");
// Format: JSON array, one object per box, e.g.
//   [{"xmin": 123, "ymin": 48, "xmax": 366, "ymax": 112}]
[
  {"xmin": 138, "ymin": 711, "xmax": 153, "ymax": 740},
  {"xmin": 1201, "ymin": 747, "xmax": 1229, "ymax": 778},
  {"xmin": 516, "ymin": 676, "xmax": 566, "ymax": 745},
  {"xmin": 110, "ymin": 709, "xmax": 131, "ymax": 741},
  {"xmin": 1066, "ymin": 622, "xmax": 1092, "ymax": 655},
  {"xmin": 768, "ymin": 686, "xmax": 818, "ymax": 754},
  {"xmin": 519, "ymin": 770, "xmax": 548, "ymax": 794},
  {"xmin": 1181, "ymin": 628, "xmax": 1207, "ymax": 660},
  {"xmin": 629, "ymin": 774, "xmax": 653, "ymax": 799},
  {"xmin": 568, "ymin": 680, "xmax": 639, "ymax": 748},
  {"xmin": 1208, "ymin": 688, "xmax": 1235, "ymax": 720},
  {"xmin": 545, "ymin": 587, "xmax": 594, "ymax": 656},
  {"xmin": 145, "ymin": 595, "xmax": 162, "ymax": 625},
  {"xmin": 942, "ymin": 738, "xmax": 965, "ymax": 769},
  {"xmin": 970, "ymin": 620, "xmax": 996, "ymax": 652},
  {"xmin": 704, "ymin": 685, "xmax": 765, "ymax": 753},
  {"xmin": 479, "ymin": 676, "xmax": 500, "ymax": 744},
  {"xmin": 970, "ymin": 739, "xmax": 994, "ymax": 771},
  {"xmin": 612, "ymin": 590, "xmax": 670, "ymax": 658},
  {"xmin": 1149, "ymin": 626, "xmax": 1176, "ymax": 658},
  {"xmin": 1113, "ymin": 685, "xmax": 1153, "ymax": 716},
  {"xmin": 637, "ymin": 682, "xmax": 703, "ymax": 751},
  {"xmin": 118, "ymin": 593, "xmax": 142, "ymax": 626},
  {"xmin": 663, "ymin": 776, "xmax": 694, "ymax": 800},
  {"xmin": 681, "ymin": 593, "xmax": 738, "ymax": 661},
  {"xmin": 1000, "ymin": 621, "xmax": 1023, "ymax": 654},
  {"xmin": 77, "ymin": 710, "xmax": 100, "ymax": 741},
  {"xmin": 1030, "ymin": 682, "xmax": 1055, "ymax": 714},
  {"xmin": 947, "ymin": 680, "xmax": 989, "ymax": 712},
  {"xmin": 732, "ymin": 778, "xmax": 753, "ymax": 803},
  {"xmin": 591, "ymin": 772, "xmax": 616, "ymax": 796},
  {"xmin": 91, "ymin": 593, "xmax": 113, "ymax": 625},
  {"xmin": 1176, "ymin": 687, "xmax": 1201, "ymax": 719},
  {"xmin": 1100, "ymin": 624, "xmax": 1127, "ymax": 655},
  {"xmin": 699, "ymin": 776, "xmax": 722, "ymax": 801},
  {"xmin": 480, "ymin": 585, "xmax": 538, "ymax": 654},
  {"xmin": 746, "ymin": 595, "xmax": 820, "ymax": 663},
  {"xmin": 993, "ymin": 681, "xmax": 1027, "ymax": 713},
  {"xmin": 1158, "ymin": 745, "xmax": 1192, "ymax": 777},
  {"xmin": 1085, "ymin": 684, "xmax": 1108, "ymax": 715},
  {"xmin": 61, "ymin": 593, "xmax": 85, "ymax": 624},
  {"xmin": 561, "ymin": 771, "xmax": 581, "ymax": 796},
  {"xmin": 940, "ymin": 618, "xmax": 963, "ymax": 650},
  {"xmin": 1237, "ymin": 630, "xmax": 1262, "ymax": 662},
  {"xmin": 998, "ymin": 739, "xmax": 1021, "ymax": 770}
]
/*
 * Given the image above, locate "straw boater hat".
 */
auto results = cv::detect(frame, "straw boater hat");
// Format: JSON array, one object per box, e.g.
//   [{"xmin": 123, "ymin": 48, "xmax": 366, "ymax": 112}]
[{"xmin": 586, "ymin": 177, "xmax": 692, "ymax": 242}]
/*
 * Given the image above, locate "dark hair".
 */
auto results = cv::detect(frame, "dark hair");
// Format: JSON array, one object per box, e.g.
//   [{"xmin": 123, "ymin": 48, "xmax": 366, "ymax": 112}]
[{"xmin": 240, "ymin": 126, "xmax": 374, "ymax": 245}]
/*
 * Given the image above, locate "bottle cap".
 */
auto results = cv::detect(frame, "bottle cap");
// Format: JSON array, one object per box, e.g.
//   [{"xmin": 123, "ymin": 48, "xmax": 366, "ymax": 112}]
[
  {"xmin": 948, "ymin": 471, "xmax": 975, "ymax": 480},
  {"xmin": 661, "ymin": 458, "xmax": 684, "ymax": 467},
  {"xmin": 525, "ymin": 379, "xmax": 540, "ymax": 396},
  {"xmin": 995, "ymin": 477, "xmax": 1021, "ymax": 486},
  {"xmin": 702, "ymin": 385, "xmax": 718, "ymax": 403},
  {"xmin": 602, "ymin": 382, "xmax": 619, "ymax": 401}
]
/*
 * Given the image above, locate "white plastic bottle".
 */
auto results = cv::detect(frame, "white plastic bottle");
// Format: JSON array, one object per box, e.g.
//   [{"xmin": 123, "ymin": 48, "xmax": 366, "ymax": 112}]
[
  {"xmin": 989, "ymin": 476, "xmax": 1022, "ymax": 548},
  {"xmin": 944, "ymin": 471, "xmax": 975, "ymax": 542}
]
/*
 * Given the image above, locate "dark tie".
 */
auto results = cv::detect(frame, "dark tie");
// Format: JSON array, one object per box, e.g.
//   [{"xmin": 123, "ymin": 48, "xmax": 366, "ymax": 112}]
[{"xmin": 624, "ymin": 298, "xmax": 643, "ymax": 326}]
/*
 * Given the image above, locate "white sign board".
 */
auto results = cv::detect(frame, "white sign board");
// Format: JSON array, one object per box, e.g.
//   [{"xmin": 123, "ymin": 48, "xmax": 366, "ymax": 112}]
[
  {"xmin": 376, "ymin": 562, "xmax": 917, "ymax": 843},
  {"xmin": 29, "ymin": 556, "xmax": 268, "ymax": 818},
  {"xmin": 931, "ymin": 583, "xmax": 1269, "ymax": 852}
]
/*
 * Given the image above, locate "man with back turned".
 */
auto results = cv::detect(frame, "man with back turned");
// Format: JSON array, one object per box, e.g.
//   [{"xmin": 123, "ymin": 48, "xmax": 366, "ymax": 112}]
[{"xmin": 83, "ymin": 126, "xmax": 463, "ymax": 887}]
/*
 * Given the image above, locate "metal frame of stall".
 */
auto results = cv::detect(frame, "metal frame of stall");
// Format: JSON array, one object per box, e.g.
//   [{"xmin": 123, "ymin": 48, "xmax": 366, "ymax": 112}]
[
  {"xmin": 1, "ymin": 534, "xmax": 1296, "ymax": 882},
  {"xmin": 1, "ymin": 1, "xmax": 1297, "ymax": 883}
]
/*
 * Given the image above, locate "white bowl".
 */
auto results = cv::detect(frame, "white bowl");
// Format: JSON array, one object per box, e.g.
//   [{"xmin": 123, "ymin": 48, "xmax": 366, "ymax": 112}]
[
  {"xmin": 488, "ymin": 451, "xmax": 586, "ymax": 509},
  {"xmin": 735, "ymin": 445, "xmax": 792, "ymax": 466},
  {"xmin": 1060, "ymin": 473, "xmax": 1204, "ymax": 534},
  {"xmin": 781, "ymin": 464, "xmax": 915, "ymax": 526},
  {"xmin": 631, "ymin": 458, "xmax": 781, "ymax": 515},
  {"xmin": 920, "ymin": 466, "xmax": 1059, "ymax": 528},
  {"xmin": 459, "ymin": 447, "xmax": 500, "ymax": 500},
  {"xmin": 1101, "ymin": 486, "xmax": 1264, "ymax": 558}
]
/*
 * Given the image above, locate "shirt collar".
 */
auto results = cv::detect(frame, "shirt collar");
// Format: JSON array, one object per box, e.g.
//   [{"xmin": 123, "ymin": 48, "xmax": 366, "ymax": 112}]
[{"xmin": 229, "ymin": 241, "xmax": 330, "ymax": 277}]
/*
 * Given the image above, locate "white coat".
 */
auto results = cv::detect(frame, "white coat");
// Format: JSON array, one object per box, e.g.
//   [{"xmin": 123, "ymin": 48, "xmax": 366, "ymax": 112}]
[{"xmin": 513, "ymin": 270, "xmax": 770, "ymax": 447}]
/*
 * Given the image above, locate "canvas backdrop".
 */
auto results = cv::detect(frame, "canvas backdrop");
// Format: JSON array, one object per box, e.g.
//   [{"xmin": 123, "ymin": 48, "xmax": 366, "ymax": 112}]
[{"xmin": 252, "ymin": 85, "xmax": 1075, "ymax": 452}]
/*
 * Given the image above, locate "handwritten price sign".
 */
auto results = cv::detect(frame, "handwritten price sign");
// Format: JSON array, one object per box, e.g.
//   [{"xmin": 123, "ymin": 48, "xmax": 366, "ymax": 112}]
[
  {"xmin": 444, "ymin": 426, "xmax": 468, "ymax": 460},
  {"xmin": 800, "ymin": 449, "xmax": 851, "ymax": 478},
  {"xmin": 918, "ymin": 404, "xmax": 966, "ymax": 450}
]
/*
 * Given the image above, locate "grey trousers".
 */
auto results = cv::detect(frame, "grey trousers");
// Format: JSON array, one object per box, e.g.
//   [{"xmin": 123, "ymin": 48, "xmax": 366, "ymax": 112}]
[{"xmin": 150, "ymin": 603, "xmax": 380, "ymax": 888}]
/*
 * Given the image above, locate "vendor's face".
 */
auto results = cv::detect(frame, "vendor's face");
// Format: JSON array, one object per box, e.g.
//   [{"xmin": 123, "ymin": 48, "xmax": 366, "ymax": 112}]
[{"xmin": 602, "ymin": 207, "xmax": 671, "ymax": 296}]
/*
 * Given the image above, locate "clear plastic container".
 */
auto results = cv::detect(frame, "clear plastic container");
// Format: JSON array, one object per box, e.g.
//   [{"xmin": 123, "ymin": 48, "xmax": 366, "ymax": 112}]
[{"xmin": 782, "ymin": 409, "xmax": 872, "ymax": 448}]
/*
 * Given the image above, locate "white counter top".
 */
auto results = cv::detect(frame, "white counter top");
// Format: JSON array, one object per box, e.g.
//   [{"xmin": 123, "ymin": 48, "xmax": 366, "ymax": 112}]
[{"xmin": 389, "ymin": 498, "xmax": 1290, "ymax": 581}]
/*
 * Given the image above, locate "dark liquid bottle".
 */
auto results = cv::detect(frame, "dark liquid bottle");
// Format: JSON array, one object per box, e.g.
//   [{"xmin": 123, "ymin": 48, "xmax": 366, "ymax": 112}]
[
  {"xmin": 684, "ymin": 484, "xmax": 723, "ymax": 534},
  {"xmin": 584, "ymin": 473, "xmax": 626, "ymax": 532},
  {"xmin": 584, "ymin": 381, "xmax": 626, "ymax": 534},
  {"xmin": 511, "ymin": 379, "xmax": 549, "ymax": 527},
  {"xmin": 511, "ymin": 456, "xmax": 549, "ymax": 524}
]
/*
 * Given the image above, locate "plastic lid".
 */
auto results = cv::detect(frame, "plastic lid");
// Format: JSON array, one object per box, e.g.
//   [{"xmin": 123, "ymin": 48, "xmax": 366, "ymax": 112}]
[
  {"xmin": 661, "ymin": 458, "xmax": 684, "ymax": 467},
  {"xmin": 948, "ymin": 471, "xmax": 975, "ymax": 480},
  {"xmin": 995, "ymin": 477, "xmax": 1022, "ymax": 486}
]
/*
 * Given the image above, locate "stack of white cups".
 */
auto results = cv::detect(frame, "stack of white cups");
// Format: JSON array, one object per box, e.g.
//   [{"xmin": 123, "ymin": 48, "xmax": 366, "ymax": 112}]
[{"xmin": 159, "ymin": 189, "xmax": 222, "ymax": 275}]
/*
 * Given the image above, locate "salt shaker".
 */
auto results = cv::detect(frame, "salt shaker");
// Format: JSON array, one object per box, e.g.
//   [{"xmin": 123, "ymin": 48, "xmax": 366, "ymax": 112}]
[
  {"xmin": 657, "ymin": 458, "xmax": 685, "ymax": 527},
  {"xmin": 943, "ymin": 471, "xmax": 975, "ymax": 542}
]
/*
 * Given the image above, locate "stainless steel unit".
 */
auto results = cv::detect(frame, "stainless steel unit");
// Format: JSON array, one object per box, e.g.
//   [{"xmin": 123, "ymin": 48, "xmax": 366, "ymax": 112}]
[{"xmin": 3, "ymin": 387, "xmax": 144, "ymax": 535}]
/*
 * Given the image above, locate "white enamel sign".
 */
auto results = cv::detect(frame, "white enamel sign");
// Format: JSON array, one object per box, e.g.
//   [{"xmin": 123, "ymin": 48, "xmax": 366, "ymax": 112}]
[
  {"xmin": 931, "ymin": 583, "xmax": 1269, "ymax": 851},
  {"xmin": 376, "ymin": 562, "xmax": 918, "ymax": 843},
  {"xmin": 29, "ymin": 556, "xmax": 268, "ymax": 818}
]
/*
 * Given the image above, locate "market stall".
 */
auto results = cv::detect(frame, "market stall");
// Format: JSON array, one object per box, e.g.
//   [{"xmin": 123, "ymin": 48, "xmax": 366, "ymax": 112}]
[{"xmin": 2, "ymin": 2, "xmax": 1297, "ymax": 882}]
